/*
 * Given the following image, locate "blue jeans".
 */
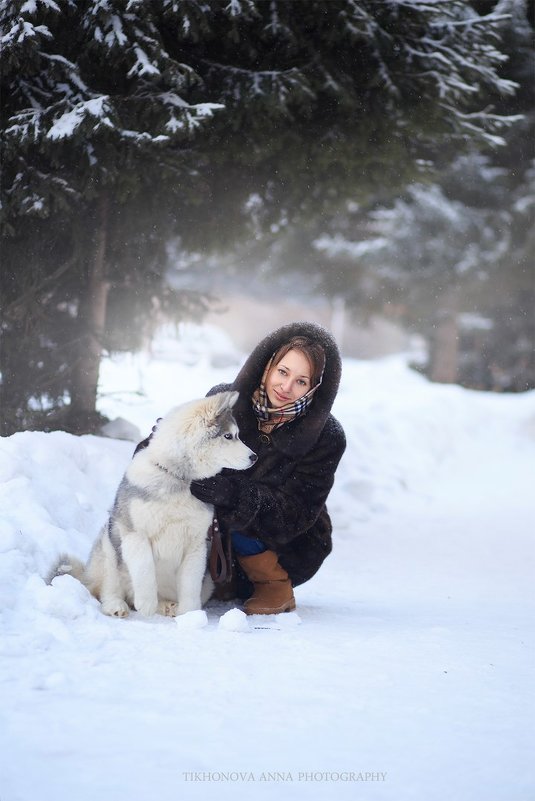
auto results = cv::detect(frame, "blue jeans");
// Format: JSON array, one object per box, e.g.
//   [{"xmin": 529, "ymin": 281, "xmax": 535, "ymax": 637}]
[{"xmin": 231, "ymin": 530, "xmax": 267, "ymax": 556}]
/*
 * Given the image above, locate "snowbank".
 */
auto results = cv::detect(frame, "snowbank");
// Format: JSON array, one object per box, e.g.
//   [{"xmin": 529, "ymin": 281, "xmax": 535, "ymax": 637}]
[{"xmin": 1, "ymin": 330, "xmax": 534, "ymax": 801}]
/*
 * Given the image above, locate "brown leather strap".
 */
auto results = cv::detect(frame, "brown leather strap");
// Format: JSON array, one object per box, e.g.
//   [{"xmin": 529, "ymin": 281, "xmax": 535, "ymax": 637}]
[{"xmin": 208, "ymin": 515, "xmax": 233, "ymax": 584}]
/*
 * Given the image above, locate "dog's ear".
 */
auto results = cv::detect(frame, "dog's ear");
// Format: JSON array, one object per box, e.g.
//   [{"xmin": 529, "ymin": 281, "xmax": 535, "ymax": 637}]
[
  {"xmin": 211, "ymin": 390, "xmax": 239, "ymax": 418},
  {"xmin": 226, "ymin": 390, "xmax": 239, "ymax": 409},
  {"xmin": 202, "ymin": 391, "xmax": 239, "ymax": 435}
]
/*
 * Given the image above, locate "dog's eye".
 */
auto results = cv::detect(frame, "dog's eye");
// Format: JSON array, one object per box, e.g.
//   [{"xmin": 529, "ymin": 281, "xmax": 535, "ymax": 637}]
[{"xmin": 224, "ymin": 433, "xmax": 233, "ymax": 440}]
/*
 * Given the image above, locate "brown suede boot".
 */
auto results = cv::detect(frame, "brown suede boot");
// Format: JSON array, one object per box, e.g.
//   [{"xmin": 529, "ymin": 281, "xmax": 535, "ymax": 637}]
[{"xmin": 237, "ymin": 551, "xmax": 296, "ymax": 615}]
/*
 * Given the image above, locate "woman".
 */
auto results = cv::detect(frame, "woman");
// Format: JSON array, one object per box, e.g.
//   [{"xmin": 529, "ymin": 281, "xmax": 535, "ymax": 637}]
[{"xmin": 189, "ymin": 321, "xmax": 346, "ymax": 615}]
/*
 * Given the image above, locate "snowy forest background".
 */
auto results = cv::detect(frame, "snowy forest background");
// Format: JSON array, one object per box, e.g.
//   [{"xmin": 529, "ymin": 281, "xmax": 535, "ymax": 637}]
[{"xmin": 1, "ymin": 0, "xmax": 534, "ymax": 435}]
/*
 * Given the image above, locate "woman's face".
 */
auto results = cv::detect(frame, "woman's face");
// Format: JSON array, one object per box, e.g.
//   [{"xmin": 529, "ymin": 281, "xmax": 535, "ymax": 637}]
[{"xmin": 265, "ymin": 348, "xmax": 312, "ymax": 408}]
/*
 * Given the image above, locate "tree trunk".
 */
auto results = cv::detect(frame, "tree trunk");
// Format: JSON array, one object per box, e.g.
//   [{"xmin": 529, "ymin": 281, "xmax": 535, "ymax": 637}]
[
  {"xmin": 428, "ymin": 287, "xmax": 460, "ymax": 384},
  {"xmin": 330, "ymin": 296, "xmax": 346, "ymax": 353},
  {"xmin": 69, "ymin": 194, "xmax": 110, "ymax": 431}
]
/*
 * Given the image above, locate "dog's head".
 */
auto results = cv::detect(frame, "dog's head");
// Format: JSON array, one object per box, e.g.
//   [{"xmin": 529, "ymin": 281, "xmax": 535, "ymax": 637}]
[{"xmin": 148, "ymin": 391, "xmax": 257, "ymax": 480}]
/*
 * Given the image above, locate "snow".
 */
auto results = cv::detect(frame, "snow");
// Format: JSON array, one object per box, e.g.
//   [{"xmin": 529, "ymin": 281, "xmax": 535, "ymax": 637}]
[
  {"xmin": 127, "ymin": 46, "xmax": 160, "ymax": 78},
  {"xmin": 46, "ymin": 96, "xmax": 113, "ymax": 140},
  {"xmin": 21, "ymin": 0, "xmax": 61, "ymax": 10},
  {"xmin": 1, "ymin": 323, "xmax": 534, "ymax": 801},
  {"xmin": 106, "ymin": 15, "xmax": 128, "ymax": 49},
  {"xmin": 174, "ymin": 610, "xmax": 208, "ymax": 631}
]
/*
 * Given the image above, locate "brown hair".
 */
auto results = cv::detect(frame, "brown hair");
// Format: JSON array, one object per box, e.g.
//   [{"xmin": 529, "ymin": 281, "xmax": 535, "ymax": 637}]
[{"xmin": 271, "ymin": 336, "xmax": 326, "ymax": 387}]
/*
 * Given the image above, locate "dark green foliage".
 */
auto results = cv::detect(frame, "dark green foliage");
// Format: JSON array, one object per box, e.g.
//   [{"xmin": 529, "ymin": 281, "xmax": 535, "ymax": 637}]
[
  {"xmin": 0, "ymin": 0, "xmax": 524, "ymax": 432},
  {"xmin": 262, "ymin": 1, "xmax": 534, "ymax": 391}
]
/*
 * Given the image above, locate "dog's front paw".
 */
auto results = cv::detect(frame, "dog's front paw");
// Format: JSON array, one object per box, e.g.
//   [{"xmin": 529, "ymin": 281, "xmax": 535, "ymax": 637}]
[
  {"xmin": 101, "ymin": 599, "xmax": 130, "ymax": 618},
  {"xmin": 157, "ymin": 600, "xmax": 179, "ymax": 617},
  {"xmin": 177, "ymin": 599, "xmax": 202, "ymax": 615},
  {"xmin": 135, "ymin": 595, "xmax": 158, "ymax": 617}
]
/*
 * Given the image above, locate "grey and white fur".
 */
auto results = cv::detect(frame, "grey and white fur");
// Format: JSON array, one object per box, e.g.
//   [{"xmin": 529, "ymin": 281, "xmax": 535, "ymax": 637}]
[{"xmin": 48, "ymin": 391, "xmax": 256, "ymax": 618}]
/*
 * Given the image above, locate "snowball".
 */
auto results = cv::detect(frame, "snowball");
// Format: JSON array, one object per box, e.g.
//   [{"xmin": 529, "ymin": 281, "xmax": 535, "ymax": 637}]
[
  {"xmin": 174, "ymin": 610, "xmax": 208, "ymax": 630},
  {"xmin": 218, "ymin": 608, "xmax": 250, "ymax": 632}
]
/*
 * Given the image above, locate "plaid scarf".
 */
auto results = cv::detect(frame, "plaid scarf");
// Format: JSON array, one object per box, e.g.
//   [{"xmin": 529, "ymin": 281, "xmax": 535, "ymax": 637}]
[{"xmin": 251, "ymin": 353, "xmax": 323, "ymax": 430}]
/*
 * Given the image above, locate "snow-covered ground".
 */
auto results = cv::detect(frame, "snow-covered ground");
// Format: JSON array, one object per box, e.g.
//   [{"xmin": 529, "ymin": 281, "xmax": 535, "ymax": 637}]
[{"xmin": 1, "ymin": 324, "xmax": 534, "ymax": 801}]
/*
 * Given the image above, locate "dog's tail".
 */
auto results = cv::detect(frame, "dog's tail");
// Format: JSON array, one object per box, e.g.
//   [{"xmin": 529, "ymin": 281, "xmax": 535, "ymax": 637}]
[{"xmin": 46, "ymin": 554, "xmax": 87, "ymax": 586}]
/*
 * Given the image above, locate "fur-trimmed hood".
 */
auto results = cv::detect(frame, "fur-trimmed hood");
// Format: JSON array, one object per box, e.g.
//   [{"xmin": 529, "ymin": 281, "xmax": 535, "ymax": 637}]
[
  {"xmin": 228, "ymin": 322, "xmax": 343, "ymax": 458},
  {"xmin": 204, "ymin": 322, "xmax": 346, "ymax": 588}
]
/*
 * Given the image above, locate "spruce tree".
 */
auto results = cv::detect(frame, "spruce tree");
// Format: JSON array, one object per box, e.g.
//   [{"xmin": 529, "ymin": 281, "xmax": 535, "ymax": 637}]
[
  {"xmin": 293, "ymin": 2, "xmax": 534, "ymax": 389},
  {"xmin": 1, "ymin": 0, "xmax": 222, "ymax": 432},
  {"xmin": 0, "ymin": 0, "xmax": 522, "ymax": 432}
]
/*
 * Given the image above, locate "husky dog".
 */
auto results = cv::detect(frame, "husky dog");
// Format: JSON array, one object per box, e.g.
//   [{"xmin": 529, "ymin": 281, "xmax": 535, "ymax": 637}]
[{"xmin": 48, "ymin": 391, "xmax": 256, "ymax": 618}]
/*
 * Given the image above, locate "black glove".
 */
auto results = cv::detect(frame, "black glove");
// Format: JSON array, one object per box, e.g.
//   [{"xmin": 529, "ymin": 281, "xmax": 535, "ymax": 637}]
[{"xmin": 190, "ymin": 475, "xmax": 240, "ymax": 508}]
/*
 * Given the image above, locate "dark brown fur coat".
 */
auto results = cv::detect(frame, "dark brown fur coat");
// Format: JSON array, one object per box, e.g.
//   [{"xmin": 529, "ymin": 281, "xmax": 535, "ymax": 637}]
[{"xmin": 209, "ymin": 322, "xmax": 346, "ymax": 587}]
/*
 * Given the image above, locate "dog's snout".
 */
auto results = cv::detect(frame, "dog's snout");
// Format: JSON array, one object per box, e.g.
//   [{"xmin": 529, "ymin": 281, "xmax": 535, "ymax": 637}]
[{"xmin": 249, "ymin": 453, "xmax": 258, "ymax": 464}]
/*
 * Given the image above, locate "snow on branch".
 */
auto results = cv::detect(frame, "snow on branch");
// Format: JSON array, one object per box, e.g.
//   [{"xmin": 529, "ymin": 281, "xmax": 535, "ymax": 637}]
[
  {"xmin": 337, "ymin": 1, "xmax": 390, "ymax": 43},
  {"xmin": 439, "ymin": 105, "xmax": 524, "ymax": 147},
  {"xmin": 5, "ymin": 108, "xmax": 43, "ymax": 143},
  {"xmin": 46, "ymin": 96, "xmax": 114, "ymax": 140},
  {"xmin": 405, "ymin": 37, "xmax": 516, "ymax": 101},
  {"xmin": 37, "ymin": 52, "xmax": 90, "ymax": 95},
  {"xmin": 127, "ymin": 46, "xmax": 161, "ymax": 78},
  {"xmin": 198, "ymin": 58, "xmax": 315, "ymax": 110},
  {"xmin": 20, "ymin": 0, "xmax": 61, "ymax": 14},
  {"xmin": 161, "ymin": 100, "xmax": 224, "ymax": 135},
  {"xmin": 263, "ymin": 0, "xmax": 294, "ymax": 42},
  {"xmin": 104, "ymin": 14, "xmax": 128, "ymax": 48},
  {"xmin": 5, "ymin": 164, "xmax": 80, "ymax": 217},
  {"xmin": 118, "ymin": 129, "xmax": 170, "ymax": 145},
  {"xmin": 223, "ymin": 0, "xmax": 259, "ymax": 19},
  {"xmin": 1, "ymin": 18, "xmax": 52, "ymax": 46}
]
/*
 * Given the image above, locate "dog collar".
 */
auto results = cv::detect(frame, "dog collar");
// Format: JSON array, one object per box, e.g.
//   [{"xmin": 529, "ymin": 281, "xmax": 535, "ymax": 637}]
[{"xmin": 153, "ymin": 462, "xmax": 187, "ymax": 483}]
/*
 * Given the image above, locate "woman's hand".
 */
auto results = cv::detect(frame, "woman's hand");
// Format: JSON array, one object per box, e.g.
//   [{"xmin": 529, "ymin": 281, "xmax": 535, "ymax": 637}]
[{"xmin": 190, "ymin": 475, "xmax": 239, "ymax": 508}]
